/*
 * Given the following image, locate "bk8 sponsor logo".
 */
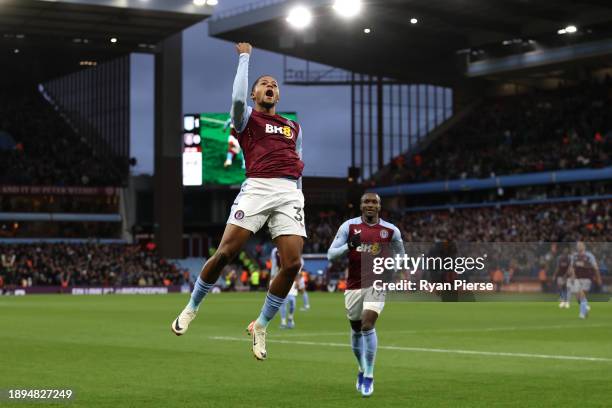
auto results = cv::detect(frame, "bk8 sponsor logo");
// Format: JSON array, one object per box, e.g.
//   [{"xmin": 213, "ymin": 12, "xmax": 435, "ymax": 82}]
[
  {"xmin": 265, "ymin": 124, "xmax": 292, "ymax": 139},
  {"xmin": 356, "ymin": 243, "xmax": 382, "ymax": 256}
]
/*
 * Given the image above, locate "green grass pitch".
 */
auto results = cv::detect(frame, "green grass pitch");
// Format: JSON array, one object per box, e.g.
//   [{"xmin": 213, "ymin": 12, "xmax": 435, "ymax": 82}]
[{"xmin": 1, "ymin": 293, "xmax": 611, "ymax": 407}]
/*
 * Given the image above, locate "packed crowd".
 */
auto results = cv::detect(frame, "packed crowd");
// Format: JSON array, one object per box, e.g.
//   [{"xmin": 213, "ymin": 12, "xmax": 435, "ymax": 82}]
[
  {"xmin": 304, "ymin": 200, "xmax": 612, "ymax": 249},
  {"xmin": 303, "ymin": 210, "xmax": 343, "ymax": 253},
  {"xmin": 0, "ymin": 91, "xmax": 123, "ymax": 186},
  {"xmin": 380, "ymin": 79, "xmax": 612, "ymax": 185},
  {"xmin": 1, "ymin": 200, "xmax": 608, "ymax": 288},
  {"xmin": 398, "ymin": 200, "xmax": 612, "ymax": 243},
  {"xmin": 317, "ymin": 200, "xmax": 611, "ymax": 282},
  {"xmin": 395, "ymin": 180, "xmax": 612, "ymax": 209},
  {"xmin": 0, "ymin": 243, "xmax": 185, "ymax": 287}
]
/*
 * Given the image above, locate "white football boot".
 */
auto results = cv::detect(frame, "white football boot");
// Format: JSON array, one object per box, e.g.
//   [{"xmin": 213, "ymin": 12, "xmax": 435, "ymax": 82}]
[
  {"xmin": 247, "ymin": 320, "xmax": 267, "ymax": 360},
  {"xmin": 171, "ymin": 307, "xmax": 197, "ymax": 336}
]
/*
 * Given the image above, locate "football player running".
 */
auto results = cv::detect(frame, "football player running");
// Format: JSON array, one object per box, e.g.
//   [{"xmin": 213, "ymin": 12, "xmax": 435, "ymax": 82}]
[{"xmin": 327, "ymin": 193, "xmax": 404, "ymax": 397}]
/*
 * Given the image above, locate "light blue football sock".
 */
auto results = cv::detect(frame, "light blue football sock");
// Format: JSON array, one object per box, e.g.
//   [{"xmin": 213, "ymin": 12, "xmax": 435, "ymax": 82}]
[
  {"xmin": 351, "ymin": 329, "xmax": 364, "ymax": 372},
  {"xmin": 187, "ymin": 277, "xmax": 213, "ymax": 311},
  {"xmin": 362, "ymin": 329, "xmax": 378, "ymax": 378},
  {"xmin": 302, "ymin": 291, "xmax": 310, "ymax": 308},
  {"xmin": 279, "ymin": 298, "xmax": 288, "ymax": 322},
  {"xmin": 580, "ymin": 298, "xmax": 588, "ymax": 315},
  {"xmin": 256, "ymin": 292, "xmax": 286, "ymax": 327},
  {"xmin": 288, "ymin": 295, "xmax": 296, "ymax": 315}
]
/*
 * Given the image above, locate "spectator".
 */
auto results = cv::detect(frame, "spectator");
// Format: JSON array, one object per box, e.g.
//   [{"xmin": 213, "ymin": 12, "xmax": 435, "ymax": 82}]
[
  {"xmin": 0, "ymin": 243, "xmax": 182, "ymax": 287},
  {"xmin": 250, "ymin": 270, "xmax": 260, "ymax": 291}
]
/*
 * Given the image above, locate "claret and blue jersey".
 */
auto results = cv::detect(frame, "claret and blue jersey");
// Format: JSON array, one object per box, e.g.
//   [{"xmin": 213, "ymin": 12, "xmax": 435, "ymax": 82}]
[{"xmin": 328, "ymin": 217, "xmax": 403, "ymax": 290}]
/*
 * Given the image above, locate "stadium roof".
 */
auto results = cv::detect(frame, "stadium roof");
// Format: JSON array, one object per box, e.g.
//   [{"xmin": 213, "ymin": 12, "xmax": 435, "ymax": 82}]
[
  {"xmin": 1, "ymin": 0, "xmax": 213, "ymax": 80},
  {"xmin": 209, "ymin": 0, "xmax": 612, "ymax": 85}
]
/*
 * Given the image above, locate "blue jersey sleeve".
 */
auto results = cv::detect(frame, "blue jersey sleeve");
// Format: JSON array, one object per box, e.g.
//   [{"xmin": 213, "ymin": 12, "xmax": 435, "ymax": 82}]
[
  {"xmin": 327, "ymin": 221, "xmax": 350, "ymax": 261},
  {"xmin": 230, "ymin": 53, "xmax": 252, "ymax": 133},
  {"xmin": 390, "ymin": 224, "xmax": 405, "ymax": 256},
  {"xmin": 586, "ymin": 252, "xmax": 598, "ymax": 268}
]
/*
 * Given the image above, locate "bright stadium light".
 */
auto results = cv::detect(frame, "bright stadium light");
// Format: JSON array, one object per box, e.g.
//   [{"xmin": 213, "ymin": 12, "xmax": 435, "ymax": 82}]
[
  {"xmin": 558, "ymin": 25, "xmax": 577, "ymax": 35},
  {"xmin": 333, "ymin": 0, "xmax": 362, "ymax": 18},
  {"xmin": 286, "ymin": 6, "xmax": 312, "ymax": 29},
  {"xmin": 193, "ymin": 0, "xmax": 206, "ymax": 6},
  {"xmin": 110, "ymin": 37, "xmax": 118, "ymax": 43},
  {"xmin": 410, "ymin": 18, "xmax": 418, "ymax": 24},
  {"xmin": 364, "ymin": 28, "xmax": 371, "ymax": 34},
  {"xmin": 206, "ymin": 0, "xmax": 218, "ymax": 5}
]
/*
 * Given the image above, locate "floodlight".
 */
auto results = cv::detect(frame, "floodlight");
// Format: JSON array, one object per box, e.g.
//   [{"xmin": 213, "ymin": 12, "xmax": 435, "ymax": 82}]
[
  {"xmin": 287, "ymin": 6, "xmax": 313, "ymax": 29},
  {"xmin": 333, "ymin": 0, "xmax": 362, "ymax": 18},
  {"xmin": 558, "ymin": 25, "xmax": 577, "ymax": 35}
]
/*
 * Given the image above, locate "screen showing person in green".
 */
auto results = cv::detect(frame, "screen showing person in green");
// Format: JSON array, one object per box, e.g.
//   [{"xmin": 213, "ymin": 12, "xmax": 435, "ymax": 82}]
[{"xmin": 184, "ymin": 112, "xmax": 298, "ymax": 186}]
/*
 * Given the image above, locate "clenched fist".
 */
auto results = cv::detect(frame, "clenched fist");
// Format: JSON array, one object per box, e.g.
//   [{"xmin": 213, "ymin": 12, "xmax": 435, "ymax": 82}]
[{"xmin": 236, "ymin": 42, "xmax": 252, "ymax": 55}]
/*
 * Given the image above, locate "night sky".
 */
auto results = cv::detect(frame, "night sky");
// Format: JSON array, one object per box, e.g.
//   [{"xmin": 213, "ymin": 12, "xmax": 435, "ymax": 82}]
[{"xmin": 130, "ymin": 0, "xmax": 350, "ymax": 178}]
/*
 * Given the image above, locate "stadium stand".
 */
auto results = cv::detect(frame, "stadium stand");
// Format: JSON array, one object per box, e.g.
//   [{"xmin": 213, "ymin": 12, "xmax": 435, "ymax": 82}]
[
  {"xmin": 317, "ymin": 200, "xmax": 610, "ymax": 290},
  {"xmin": 0, "ymin": 243, "xmax": 184, "ymax": 287},
  {"xmin": 0, "ymin": 221, "xmax": 120, "ymax": 239},
  {"xmin": 398, "ymin": 200, "xmax": 612, "ymax": 243},
  {"xmin": 393, "ymin": 181, "xmax": 612, "ymax": 208},
  {"xmin": 377, "ymin": 79, "xmax": 612, "ymax": 185},
  {"xmin": 0, "ymin": 193, "xmax": 119, "ymax": 213},
  {"xmin": 0, "ymin": 91, "xmax": 123, "ymax": 187},
  {"xmin": 304, "ymin": 210, "xmax": 342, "ymax": 254}
]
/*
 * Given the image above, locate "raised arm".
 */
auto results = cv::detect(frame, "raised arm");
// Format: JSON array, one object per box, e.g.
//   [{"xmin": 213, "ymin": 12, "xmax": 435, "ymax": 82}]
[
  {"xmin": 327, "ymin": 221, "xmax": 350, "ymax": 261},
  {"xmin": 231, "ymin": 42, "xmax": 253, "ymax": 133}
]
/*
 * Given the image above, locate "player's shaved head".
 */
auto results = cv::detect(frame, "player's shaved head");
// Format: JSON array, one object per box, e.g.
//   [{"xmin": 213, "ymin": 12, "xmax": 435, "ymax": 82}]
[
  {"xmin": 576, "ymin": 241, "xmax": 586, "ymax": 252},
  {"xmin": 360, "ymin": 192, "xmax": 381, "ymax": 224}
]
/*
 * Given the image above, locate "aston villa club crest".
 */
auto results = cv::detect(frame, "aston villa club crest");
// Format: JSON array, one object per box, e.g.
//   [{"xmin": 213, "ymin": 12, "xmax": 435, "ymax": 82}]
[{"xmin": 380, "ymin": 229, "xmax": 389, "ymax": 239}]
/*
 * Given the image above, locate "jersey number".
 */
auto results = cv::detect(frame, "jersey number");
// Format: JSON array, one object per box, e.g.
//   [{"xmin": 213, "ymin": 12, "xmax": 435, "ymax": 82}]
[{"xmin": 293, "ymin": 206, "xmax": 303, "ymax": 222}]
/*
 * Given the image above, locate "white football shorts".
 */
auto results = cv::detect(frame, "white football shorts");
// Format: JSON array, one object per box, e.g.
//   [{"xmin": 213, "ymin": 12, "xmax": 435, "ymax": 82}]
[
  {"xmin": 227, "ymin": 178, "xmax": 307, "ymax": 239},
  {"xmin": 344, "ymin": 287, "xmax": 385, "ymax": 321},
  {"xmin": 568, "ymin": 278, "xmax": 592, "ymax": 293}
]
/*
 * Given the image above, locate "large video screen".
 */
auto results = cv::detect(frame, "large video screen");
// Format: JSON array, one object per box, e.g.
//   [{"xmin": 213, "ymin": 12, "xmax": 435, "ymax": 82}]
[{"xmin": 182, "ymin": 112, "xmax": 298, "ymax": 186}]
